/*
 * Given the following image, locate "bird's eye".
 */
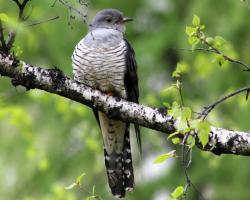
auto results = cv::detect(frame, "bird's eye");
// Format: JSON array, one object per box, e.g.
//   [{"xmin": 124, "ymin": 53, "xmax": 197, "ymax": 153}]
[{"xmin": 106, "ymin": 17, "xmax": 113, "ymax": 23}]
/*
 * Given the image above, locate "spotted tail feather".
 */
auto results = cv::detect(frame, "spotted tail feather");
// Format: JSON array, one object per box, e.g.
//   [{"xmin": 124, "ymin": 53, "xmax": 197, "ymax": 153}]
[{"xmin": 101, "ymin": 115, "xmax": 134, "ymax": 198}]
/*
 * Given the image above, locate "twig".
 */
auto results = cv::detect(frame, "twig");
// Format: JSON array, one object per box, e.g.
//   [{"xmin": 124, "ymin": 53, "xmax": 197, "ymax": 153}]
[
  {"xmin": 171, "ymin": 47, "xmax": 217, "ymax": 53},
  {"xmin": 23, "ymin": 16, "xmax": 59, "ymax": 27},
  {"xmin": 78, "ymin": 183, "xmax": 104, "ymax": 200},
  {"xmin": 243, "ymin": 0, "xmax": 250, "ymax": 11},
  {"xmin": 68, "ymin": 8, "xmax": 75, "ymax": 29},
  {"xmin": 6, "ymin": 0, "xmax": 31, "ymax": 50},
  {"xmin": 172, "ymin": 45, "xmax": 250, "ymax": 71},
  {"xmin": 79, "ymin": 0, "xmax": 91, "ymax": 6},
  {"xmin": 180, "ymin": 133, "xmax": 204, "ymax": 200},
  {"xmin": 198, "ymin": 85, "xmax": 250, "ymax": 120},
  {"xmin": 52, "ymin": 0, "xmax": 90, "ymax": 26}
]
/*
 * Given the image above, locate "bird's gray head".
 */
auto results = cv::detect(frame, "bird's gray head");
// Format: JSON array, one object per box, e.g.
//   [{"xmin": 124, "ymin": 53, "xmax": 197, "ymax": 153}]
[{"xmin": 89, "ymin": 9, "xmax": 133, "ymax": 33}]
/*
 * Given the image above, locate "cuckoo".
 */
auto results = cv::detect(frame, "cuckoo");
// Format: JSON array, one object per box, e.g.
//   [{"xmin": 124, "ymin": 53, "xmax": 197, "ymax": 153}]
[{"xmin": 72, "ymin": 9, "xmax": 141, "ymax": 198}]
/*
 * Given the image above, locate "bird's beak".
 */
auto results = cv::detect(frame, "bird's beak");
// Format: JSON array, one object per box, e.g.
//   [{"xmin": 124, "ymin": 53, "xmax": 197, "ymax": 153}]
[{"xmin": 118, "ymin": 17, "xmax": 133, "ymax": 23}]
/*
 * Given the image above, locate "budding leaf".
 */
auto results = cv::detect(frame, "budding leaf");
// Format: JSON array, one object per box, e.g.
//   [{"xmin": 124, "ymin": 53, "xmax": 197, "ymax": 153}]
[
  {"xmin": 153, "ymin": 150, "xmax": 176, "ymax": 164},
  {"xmin": 65, "ymin": 183, "xmax": 77, "ymax": 190},
  {"xmin": 215, "ymin": 36, "xmax": 227, "ymax": 47},
  {"xmin": 171, "ymin": 186, "xmax": 184, "ymax": 199},
  {"xmin": 198, "ymin": 130, "xmax": 209, "ymax": 148},
  {"xmin": 167, "ymin": 132, "xmax": 180, "ymax": 139},
  {"xmin": 198, "ymin": 121, "xmax": 211, "ymax": 132},
  {"xmin": 191, "ymin": 38, "xmax": 200, "ymax": 52},
  {"xmin": 0, "ymin": 13, "xmax": 9, "ymax": 22},
  {"xmin": 181, "ymin": 107, "xmax": 192, "ymax": 119},
  {"xmin": 172, "ymin": 138, "xmax": 180, "ymax": 144},
  {"xmin": 187, "ymin": 135, "xmax": 196, "ymax": 148},
  {"xmin": 186, "ymin": 27, "xmax": 197, "ymax": 35},
  {"xmin": 212, "ymin": 54, "xmax": 225, "ymax": 66},
  {"xmin": 206, "ymin": 37, "xmax": 216, "ymax": 45},
  {"xmin": 177, "ymin": 119, "xmax": 187, "ymax": 131},
  {"xmin": 199, "ymin": 25, "xmax": 205, "ymax": 30},
  {"xmin": 76, "ymin": 173, "xmax": 85, "ymax": 183},
  {"xmin": 192, "ymin": 14, "xmax": 200, "ymax": 26},
  {"xmin": 163, "ymin": 102, "xmax": 170, "ymax": 108}
]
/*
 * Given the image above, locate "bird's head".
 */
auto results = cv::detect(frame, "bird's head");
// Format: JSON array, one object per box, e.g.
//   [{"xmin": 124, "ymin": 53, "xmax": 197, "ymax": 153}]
[{"xmin": 90, "ymin": 9, "xmax": 133, "ymax": 33}]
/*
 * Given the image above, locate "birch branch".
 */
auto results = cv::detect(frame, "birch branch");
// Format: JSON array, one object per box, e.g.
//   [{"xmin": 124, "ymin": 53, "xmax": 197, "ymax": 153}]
[{"xmin": 1, "ymin": 53, "xmax": 250, "ymax": 156}]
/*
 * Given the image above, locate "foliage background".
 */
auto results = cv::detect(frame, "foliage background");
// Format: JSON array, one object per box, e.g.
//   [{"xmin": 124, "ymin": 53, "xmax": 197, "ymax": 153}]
[{"xmin": 1, "ymin": 0, "xmax": 250, "ymax": 200}]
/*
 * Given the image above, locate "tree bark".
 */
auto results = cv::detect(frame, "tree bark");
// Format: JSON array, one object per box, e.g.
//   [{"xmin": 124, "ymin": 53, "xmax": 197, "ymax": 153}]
[{"xmin": 1, "ymin": 52, "xmax": 250, "ymax": 156}]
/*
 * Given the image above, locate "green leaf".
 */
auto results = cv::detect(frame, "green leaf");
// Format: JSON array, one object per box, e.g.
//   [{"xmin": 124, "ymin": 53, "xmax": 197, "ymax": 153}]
[
  {"xmin": 187, "ymin": 135, "xmax": 196, "ymax": 148},
  {"xmin": 189, "ymin": 119, "xmax": 201, "ymax": 128},
  {"xmin": 185, "ymin": 27, "xmax": 197, "ymax": 36},
  {"xmin": 172, "ymin": 108, "xmax": 181, "ymax": 120},
  {"xmin": 17, "ymin": 61, "xmax": 23, "ymax": 72},
  {"xmin": 164, "ymin": 85, "xmax": 175, "ymax": 91},
  {"xmin": 172, "ymin": 138, "xmax": 180, "ymax": 144},
  {"xmin": 176, "ymin": 63, "xmax": 182, "ymax": 73},
  {"xmin": 167, "ymin": 132, "xmax": 180, "ymax": 139},
  {"xmin": 198, "ymin": 121, "xmax": 211, "ymax": 132},
  {"xmin": 199, "ymin": 25, "xmax": 205, "ymax": 30},
  {"xmin": 200, "ymin": 31, "xmax": 205, "ymax": 39},
  {"xmin": 212, "ymin": 54, "xmax": 225, "ymax": 66},
  {"xmin": 166, "ymin": 198, "xmax": 177, "ymax": 200},
  {"xmin": 172, "ymin": 101, "xmax": 180, "ymax": 109},
  {"xmin": 206, "ymin": 37, "xmax": 215, "ymax": 45},
  {"xmin": 181, "ymin": 107, "xmax": 191, "ymax": 119},
  {"xmin": 191, "ymin": 38, "xmax": 200, "ymax": 51},
  {"xmin": 176, "ymin": 80, "xmax": 181, "ymax": 88},
  {"xmin": 188, "ymin": 37, "xmax": 198, "ymax": 45},
  {"xmin": 92, "ymin": 185, "xmax": 96, "ymax": 195},
  {"xmin": 0, "ymin": 13, "xmax": 9, "ymax": 22},
  {"xmin": 177, "ymin": 119, "xmax": 187, "ymax": 131},
  {"xmin": 163, "ymin": 102, "xmax": 170, "ymax": 108},
  {"xmin": 14, "ymin": 46, "xmax": 22, "ymax": 57},
  {"xmin": 183, "ymin": 127, "xmax": 194, "ymax": 134},
  {"xmin": 87, "ymin": 196, "xmax": 95, "ymax": 200},
  {"xmin": 198, "ymin": 130, "xmax": 209, "ymax": 148},
  {"xmin": 76, "ymin": 173, "xmax": 85, "ymax": 183},
  {"xmin": 215, "ymin": 36, "xmax": 227, "ymax": 47},
  {"xmin": 153, "ymin": 150, "xmax": 176, "ymax": 164},
  {"xmin": 171, "ymin": 186, "xmax": 184, "ymax": 199},
  {"xmin": 172, "ymin": 70, "xmax": 178, "ymax": 78},
  {"xmin": 65, "ymin": 182, "xmax": 77, "ymax": 190},
  {"xmin": 192, "ymin": 14, "xmax": 200, "ymax": 26}
]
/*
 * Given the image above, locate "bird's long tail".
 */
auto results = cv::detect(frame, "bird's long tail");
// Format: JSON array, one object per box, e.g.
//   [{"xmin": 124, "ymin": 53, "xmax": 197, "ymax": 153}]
[{"xmin": 99, "ymin": 112, "xmax": 134, "ymax": 198}]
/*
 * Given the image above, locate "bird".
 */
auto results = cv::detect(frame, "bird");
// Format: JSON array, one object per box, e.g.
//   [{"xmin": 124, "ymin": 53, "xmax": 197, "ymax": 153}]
[{"xmin": 71, "ymin": 9, "xmax": 141, "ymax": 198}]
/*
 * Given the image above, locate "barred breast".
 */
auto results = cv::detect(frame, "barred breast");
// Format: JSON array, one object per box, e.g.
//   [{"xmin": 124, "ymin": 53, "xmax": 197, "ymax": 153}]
[{"xmin": 72, "ymin": 39, "xmax": 127, "ymax": 99}]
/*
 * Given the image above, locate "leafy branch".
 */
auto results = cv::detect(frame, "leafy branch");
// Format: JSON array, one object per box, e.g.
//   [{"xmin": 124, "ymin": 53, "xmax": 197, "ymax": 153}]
[
  {"xmin": 66, "ymin": 173, "xmax": 104, "ymax": 200},
  {"xmin": 173, "ymin": 14, "xmax": 250, "ymax": 120}
]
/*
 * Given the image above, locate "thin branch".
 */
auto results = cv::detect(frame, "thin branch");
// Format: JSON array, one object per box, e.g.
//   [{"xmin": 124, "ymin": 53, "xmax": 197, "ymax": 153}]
[
  {"xmin": 79, "ymin": 0, "xmax": 91, "ymax": 6},
  {"xmin": 53, "ymin": 0, "xmax": 90, "ymax": 26},
  {"xmin": 6, "ymin": 0, "xmax": 31, "ymax": 50},
  {"xmin": 171, "ymin": 47, "xmax": 217, "ymax": 53},
  {"xmin": 78, "ymin": 183, "xmax": 104, "ymax": 200},
  {"xmin": 1, "ymin": 54, "xmax": 250, "ymax": 156},
  {"xmin": 198, "ymin": 85, "xmax": 250, "ymax": 120},
  {"xmin": 23, "ymin": 16, "xmax": 59, "ymax": 27}
]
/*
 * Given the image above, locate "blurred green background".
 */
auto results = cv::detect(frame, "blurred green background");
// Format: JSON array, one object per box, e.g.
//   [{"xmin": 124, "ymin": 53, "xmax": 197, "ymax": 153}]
[{"xmin": 1, "ymin": 0, "xmax": 250, "ymax": 200}]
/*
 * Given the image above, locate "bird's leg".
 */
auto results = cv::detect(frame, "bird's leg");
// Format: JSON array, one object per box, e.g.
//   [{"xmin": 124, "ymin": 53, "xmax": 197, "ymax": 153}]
[{"xmin": 107, "ymin": 93, "xmax": 114, "ymax": 97}]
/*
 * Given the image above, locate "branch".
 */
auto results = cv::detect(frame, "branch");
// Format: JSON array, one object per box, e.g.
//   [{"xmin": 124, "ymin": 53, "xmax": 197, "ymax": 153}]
[
  {"xmin": 198, "ymin": 86, "xmax": 250, "ymax": 120},
  {"xmin": 6, "ymin": 0, "xmax": 31, "ymax": 50},
  {"xmin": 1, "ymin": 53, "xmax": 250, "ymax": 156}
]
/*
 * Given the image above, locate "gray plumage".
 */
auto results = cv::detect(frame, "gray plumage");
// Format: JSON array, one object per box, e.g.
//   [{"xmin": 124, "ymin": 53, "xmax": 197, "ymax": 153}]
[{"xmin": 72, "ymin": 9, "xmax": 140, "ymax": 198}]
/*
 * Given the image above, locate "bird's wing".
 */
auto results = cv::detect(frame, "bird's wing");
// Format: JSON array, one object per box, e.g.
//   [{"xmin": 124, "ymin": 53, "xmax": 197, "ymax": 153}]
[{"xmin": 123, "ymin": 38, "xmax": 141, "ymax": 155}]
